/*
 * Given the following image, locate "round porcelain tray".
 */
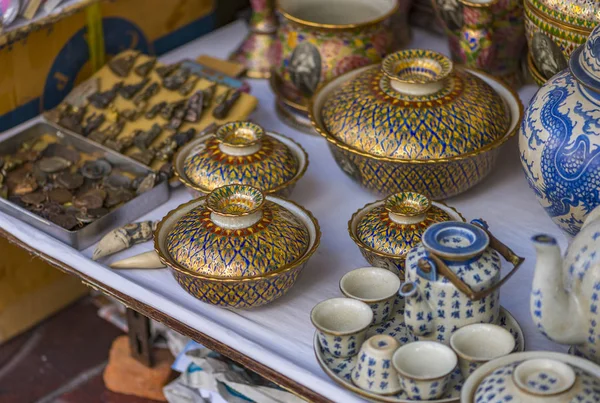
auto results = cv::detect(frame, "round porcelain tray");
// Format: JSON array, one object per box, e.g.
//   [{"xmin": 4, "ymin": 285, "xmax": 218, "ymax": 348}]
[{"xmin": 314, "ymin": 297, "xmax": 525, "ymax": 403}]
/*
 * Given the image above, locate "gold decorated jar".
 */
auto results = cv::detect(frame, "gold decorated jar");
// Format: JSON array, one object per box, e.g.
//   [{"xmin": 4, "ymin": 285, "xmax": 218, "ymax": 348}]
[
  {"xmin": 154, "ymin": 184, "xmax": 321, "ymax": 308},
  {"xmin": 309, "ymin": 49, "xmax": 523, "ymax": 199},
  {"xmin": 174, "ymin": 121, "xmax": 308, "ymax": 198},
  {"xmin": 272, "ymin": 0, "xmax": 398, "ymax": 131},
  {"xmin": 524, "ymin": 0, "xmax": 599, "ymax": 84},
  {"xmin": 349, "ymin": 191, "xmax": 464, "ymax": 278}
]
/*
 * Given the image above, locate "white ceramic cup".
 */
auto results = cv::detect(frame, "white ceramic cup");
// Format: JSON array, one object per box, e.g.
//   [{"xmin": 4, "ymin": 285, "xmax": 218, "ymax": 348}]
[
  {"xmin": 311, "ymin": 297, "xmax": 373, "ymax": 358},
  {"xmin": 351, "ymin": 335, "xmax": 402, "ymax": 395},
  {"xmin": 340, "ymin": 267, "xmax": 401, "ymax": 324},
  {"xmin": 450, "ymin": 323, "xmax": 515, "ymax": 380},
  {"xmin": 392, "ymin": 341, "xmax": 457, "ymax": 400}
]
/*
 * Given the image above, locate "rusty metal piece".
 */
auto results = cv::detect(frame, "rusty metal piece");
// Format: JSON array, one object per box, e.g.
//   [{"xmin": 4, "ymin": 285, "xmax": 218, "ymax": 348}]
[
  {"xmin": 58, "ymin": 105, "xmax": 87, "ymax": 133},
  {"xmin": 37, "ymin": 157, "xmax": 72, "ymax": 173},
  {"xmin": 73, "ymin": 193, "xmax": 104, "ymax": 210},
  {"xmin": 184, "ymin": 91, "xmax": 204, "ymax": 123},
  {"xmin": 119, "ymin": 77, "xmax": 149, "ymax": 99},
  {"xmin": 48, "ymin": 188, "xmax": 73, "ymax": 204},
  {"xmin": 89, "ymin": 82, "xmax": 123, "ymax": 109},
  {"xmin": 145, "ymin": 102, "xmax": 166, "ymax": 119},
  {"xmin": 82, "ymin": 113, "xmax": 105, "ymax": 137},
  {"xmin": 56, "ymin": 172, "xmax": 84, "ymax": 190},
  {"xmin": 213, "ymin": 89, "xmax": 241, "ymax": 119},
  {"xmin": 104, "ymin": 134, "xmax": 135, "ymax": 153},
  {"xmin": 43, "ymin": 143, "xmax": 80, "ymax": 164},
  {"xmin": 163, "ymin": 68, "xmax": 190, "ymax": 91},
  {"xmin": 126, "ymin": 309, "xmax": 154, "ymax": 367},
  {"xmin": 134, "ymin": 124, "xmax": 162, "ymax": 151},
  {"xmin": 165, "ymin": 107, "xmax": 185, "ymax": 131},
  {"xmin": 160, "ymin": 100, "xmax": 185, "ymax": 121},
  {"xmin": 155, "ymin": 63, "xmax": 180, "ymax": 78},
  {"xmin": 13, "ymin": 175, "xmax": 38, "ymax": 195},
  {"xmin": 81, "ymin": 159, "xmax": 112, "ymax": 180},
  {"xmin": 134, "ymin": 82, "xmax": 160, "ymax": 106},
  {"xmin": 130, "ymin": 150, "xmax": 156, "ymax": 166},
  {"xmin": 48, "ymin": 213, "xmax": 79, "ymax": 230},
  {"xmin": 21, "ymin": 191, "xmax": 46, "ymax": 205},
  {"xmin": 134, "ymin": 57, "xmax": 156, "ymax": 77},
  {"xmin": 179, "ymin": 76, "xmax": 199, "ymax": 96},
  {"xmin": 109, "ymin": 52, "xmax": 140, "ymax": 77}
]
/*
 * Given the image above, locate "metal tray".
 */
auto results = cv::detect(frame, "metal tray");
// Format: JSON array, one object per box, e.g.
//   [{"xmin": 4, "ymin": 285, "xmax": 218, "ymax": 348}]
[{"xmin": 0, "ymin": 119, "xmax": 169, "ymax": 250}]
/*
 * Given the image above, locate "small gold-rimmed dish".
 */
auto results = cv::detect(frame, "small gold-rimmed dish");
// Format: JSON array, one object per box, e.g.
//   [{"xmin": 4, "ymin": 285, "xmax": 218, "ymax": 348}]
[
  {"xmin": 174, "ymin": 121, "xmax": 308, "ymax": 197},
  {"xmin": 348, "ymin": 191, "xmax": 464, "ymax": 277},
  {"xmin": 154, "ymin": 183, "xmax": 320, "ymax": 308}
]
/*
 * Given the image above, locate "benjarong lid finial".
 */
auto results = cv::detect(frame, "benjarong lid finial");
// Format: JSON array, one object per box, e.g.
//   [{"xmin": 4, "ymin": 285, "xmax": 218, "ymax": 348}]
[
  {"xmin": 356, "ymin": 191, "xmax": 454, "ymax": 258},
  {"xmin": 320, "ymin": 49, "xmax": 510, "ymax": 160},
  {"xmin": 166, "ymin": 184, "xmax": 310, "ymax": 278},
  {"xmin": 182, "ymin": 121, "xmax": 300, "ymax": 193},
  {"xmin": 570, "ymin": 24, "xmax": 600, "ymax": 92}
]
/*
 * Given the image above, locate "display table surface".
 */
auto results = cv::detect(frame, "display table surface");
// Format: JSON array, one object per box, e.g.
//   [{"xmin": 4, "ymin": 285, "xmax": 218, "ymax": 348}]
[{"xmin": 0, "ymin": 20, "xmax": 568, "ymax": 403}]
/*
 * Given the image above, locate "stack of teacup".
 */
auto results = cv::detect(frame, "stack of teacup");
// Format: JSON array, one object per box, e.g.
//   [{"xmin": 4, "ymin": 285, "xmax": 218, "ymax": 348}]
[{"xmin": 311, "ymin": 267, "xmax": 516, "ymax": 399}]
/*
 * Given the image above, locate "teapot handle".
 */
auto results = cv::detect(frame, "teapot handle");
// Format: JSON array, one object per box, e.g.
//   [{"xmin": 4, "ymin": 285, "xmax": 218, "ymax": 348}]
[{"xmin": 417, "ymin": 219, "xmax": 525, "ymax": 301}]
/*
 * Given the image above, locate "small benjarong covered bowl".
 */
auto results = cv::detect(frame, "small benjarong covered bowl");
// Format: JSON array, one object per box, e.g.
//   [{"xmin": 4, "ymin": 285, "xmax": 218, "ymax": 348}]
[
  {"xmin": 348, "ymin": 191, "xmax": 464, "ymax": 277},
  {"xmin": 310, "ymin": 49, "xmax": 523, "ymax": 199},
  {"xmin": 461, "ymin": 351, "xmax": 600, "ymax": 402},
  {"xmin": 154, "ymin": 184, "xmax": 320, "ymax": 308},
  {"xmin": 174, "ymin": 121, "xmax": 308, "ymax": 198}
]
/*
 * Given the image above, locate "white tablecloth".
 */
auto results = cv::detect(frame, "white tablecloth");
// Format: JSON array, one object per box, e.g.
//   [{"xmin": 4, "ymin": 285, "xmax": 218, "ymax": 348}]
[{"xmin": 0, "ymin": 21, "xmax": 568, "ymax": 402}]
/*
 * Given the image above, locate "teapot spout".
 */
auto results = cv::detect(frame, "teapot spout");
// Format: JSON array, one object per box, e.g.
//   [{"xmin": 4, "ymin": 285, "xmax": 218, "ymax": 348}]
[
  {"xmin": 531, "ymin": 235, "xmax": 586, "ymax": 345},
  {"xmin": 399, "ymin": 282, "xmax": 434, "ymax": 336}
]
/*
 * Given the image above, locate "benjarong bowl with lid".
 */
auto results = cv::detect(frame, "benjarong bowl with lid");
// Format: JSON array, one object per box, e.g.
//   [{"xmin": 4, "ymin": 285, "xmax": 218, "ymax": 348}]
[
  {"xmin": 154, "ymin": 184, "xmax": 320, "ymax": 308},
  {"xmin": 174, "ymin": 121, "xmax": 308, "ymax": 198},
  {"xmin": 310, "ymin": 49, "xmax": 523, "ymax": 199},
  {"xmin": 348, "ymin": 191, "xmax": 464, "ymax": 277}
]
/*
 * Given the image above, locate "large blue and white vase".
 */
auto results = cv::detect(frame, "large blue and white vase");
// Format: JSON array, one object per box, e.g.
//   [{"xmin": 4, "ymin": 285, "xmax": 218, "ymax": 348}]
[{"xmin": 520, "ymin": 24, "xmax": 600, "ymax": 237}]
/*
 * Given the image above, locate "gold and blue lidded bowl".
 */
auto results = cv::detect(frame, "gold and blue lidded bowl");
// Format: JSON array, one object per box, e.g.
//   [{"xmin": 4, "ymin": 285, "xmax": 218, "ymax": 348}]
[
  {"xmin": 309, "ymin": 49, "xmax": 523, "ymax": 199},
  {"xmin": 349, "ymin": 191, "xmax": 464, "ymax": 278},
  {"xmin": 154, "ymin": 184, "xmax": 321, "ymax": 308},
  {"xmin": 174, "ymin": 121, "xmax": 308, "ymax": 197}
]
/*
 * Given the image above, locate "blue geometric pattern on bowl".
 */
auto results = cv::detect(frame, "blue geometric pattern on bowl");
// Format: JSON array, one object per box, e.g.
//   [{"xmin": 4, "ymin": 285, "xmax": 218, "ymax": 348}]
[
  {"xmin": 474, "ymin": 362, "xmax": 600, "ymax": 402},
  {"xmin": 421, "ymin": 222, "xmax": 490, "ymax": 260},
  {"xmin": 314, "ymin": 298, "xmax": 524, "ymax": 402}
]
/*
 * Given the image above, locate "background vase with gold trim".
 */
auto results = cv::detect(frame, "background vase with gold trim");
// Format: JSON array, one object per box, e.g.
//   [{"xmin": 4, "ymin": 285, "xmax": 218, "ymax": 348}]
[
  {"xmin": 524, "ymin": 0, "xmax": 599, "ymax": 85},
  {"xmin": 272, "ymin": 0, "xmax": 398, "ymax": 132},
  {"xmin": 434, "ymin": 0, "xmax": 526, "ymax": 88},
  {"xmin": 229, "ymin": 0, "xmax": 281, "ymax": 79}
]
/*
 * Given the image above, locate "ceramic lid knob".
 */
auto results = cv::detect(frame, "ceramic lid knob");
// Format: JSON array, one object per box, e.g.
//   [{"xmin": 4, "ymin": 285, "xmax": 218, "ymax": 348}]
[
  {"xmin": 570, "ymin": 24, "xmax": 600, "ymax": 91},
  {"xmin": 381, "ymin": 50, "xmax": 453, "ymax": 96},
  {"xmin": 215, "ymin": 121, "xmax": 265, "ymax": 156},
  {"xmin": 513, "ymin": 359, "xmax": 576, "ymax": 397},
  {"xmin": 384, "ymin": 191, "xmax": 432, "ymax": 225}
]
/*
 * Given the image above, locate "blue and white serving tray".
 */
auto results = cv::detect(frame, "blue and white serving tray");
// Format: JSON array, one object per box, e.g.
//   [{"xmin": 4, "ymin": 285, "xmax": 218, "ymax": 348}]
[{"xmin": 314, "ymin": 297, "xmax": 525, "ymax": 403}]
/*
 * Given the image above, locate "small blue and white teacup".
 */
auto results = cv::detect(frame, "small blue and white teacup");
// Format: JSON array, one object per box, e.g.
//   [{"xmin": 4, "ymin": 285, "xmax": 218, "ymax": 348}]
[
  {"xmin": 392, "ymin": 341, "xmax": 457, "ymax": 400},
  {"xmin": 340, "ymin": 267, "xmax": 401, "ymax": 325},
  {"xmin": 351, "ymin": 335, "xmax": 402, "ymax": 395},
  {"xmin": 311, "ymin": 297, "xmax": 373, "ymax": 358}
]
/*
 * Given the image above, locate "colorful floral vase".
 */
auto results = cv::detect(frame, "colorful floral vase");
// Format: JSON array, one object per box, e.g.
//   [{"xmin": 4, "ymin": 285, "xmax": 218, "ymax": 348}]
[{"xmin": 520, "ymin": 24, "xmax": 600, "ymax": 237}]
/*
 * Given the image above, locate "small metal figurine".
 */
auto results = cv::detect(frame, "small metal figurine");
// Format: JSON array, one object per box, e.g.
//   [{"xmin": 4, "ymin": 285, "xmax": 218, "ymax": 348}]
[
  {"xmin": 134, "ymin": 123, "xmax": 162, "ymax": 151},
  {"xmin": 163, "ymin": 67, "xmax": 190, "ymax": 91},
  {"xmin": 134, "ymin": 82, "xmax": 160, "ymax": 106},
  {"xmin": 58, "ymin": 105, "xmax": 87, "ymax": 133},
  {"xmin": 92, "ymin": 220, "xmax": 158, "ymax": 260},
  {"xmin": 160, "ymin": 100, "xmax": 186, "ymax": 121},
  {"xmin": 157, "ymin": 162, "xmax": 173, "ymax": 182},
  {"xmin": 105, "ymin": 132, "xmax": 137, "ymax": 153},
  {"xmin": 155, "ymin": 63, "xmax": 180, "ymax": 78},
  {"xmin": 108, "ymin": 52, "xmax": 140, "ymax": 77},
  {"xmin": 202, "ymin": 84, "xmax": 217, "ymax": 108},
  {"xmin": 119, "ymin": 104, "xmax": 146, "ymax": 121},
  {"xmin": 88, "ymin": 119, "xmax": 125, "ymax": 143},
  {"xmin": 179, "ymin": 76, "xmax": 199, "ymax": 96},
  {"xmin": 155, "ymin": 128, "xmax": 196, "ymax": 161},
  {"xmin": 184, "ymin": 91, "xmax": 204, "ymax": 123},
  {"xmin": 145, "ymin": 101, "xmax": 166, "ymax": 119},
  {"xmin": 82, "ymin": 113, "xmax": 105, "ymax": 137},
  {"xmin": 213, "ymin": 88, "xmax": 231, "ymax": 107},
  {"xmin": 89, "ymin": 82, "xmax": 123, "ymax": 109},
  {"xmin": 165, "ymin": 107, "xmax": 186, "ymax": 131},
  {"xmin": 134, "ymin": 57, "xmax": 156, "ymax": 77},
  {"xmin": 213, "ymin": 89, "xmax": 241, "ymax": 119},
  {"xmin": 119, "ymin": 77, "xmax": 149, "ymax": 99}
]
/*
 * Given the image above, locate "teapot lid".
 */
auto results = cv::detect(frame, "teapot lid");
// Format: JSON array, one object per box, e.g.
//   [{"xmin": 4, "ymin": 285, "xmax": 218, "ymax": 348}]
[
  {"xmin": 165, "ymin": 184, "xmax": 311, "ymax": 278},
  {"xmin": 319, "ymin": 49, "xmax": 510, "ymax": 160},
  {"xmin": 569, "ymin": 24, "xmax": 600, "ymax": 92},
  {"xmin": 179, "ymin": 121, "xmax": 303, "ymax": 194},
  {"xmin": 472, "ymin": 357, "xmax": 600, "ymax": 401},
  {"xmin": 354, "ymin": 192, "xmax": 461, "ymax": 258}
]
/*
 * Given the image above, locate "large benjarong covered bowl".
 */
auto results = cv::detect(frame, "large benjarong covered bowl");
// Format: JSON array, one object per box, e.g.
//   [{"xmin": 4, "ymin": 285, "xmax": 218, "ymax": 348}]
[{"xmin": 309, "ymin": 50, "xmax": 523, "ymax": 199}]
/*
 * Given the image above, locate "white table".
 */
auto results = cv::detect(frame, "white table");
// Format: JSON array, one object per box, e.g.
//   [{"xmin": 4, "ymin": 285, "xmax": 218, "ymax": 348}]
[{"xmin": 0, "ymin": 20, "xmax": 569, "ymax": 403}]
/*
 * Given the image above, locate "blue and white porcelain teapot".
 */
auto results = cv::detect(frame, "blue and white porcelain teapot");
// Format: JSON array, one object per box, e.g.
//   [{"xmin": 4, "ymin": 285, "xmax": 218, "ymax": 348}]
[
  {"xmin": 520, "ymin": 24, "xmax": 600, "ymax": 237},
  {"xmin": 400, "ymin": 220, "xmax": 524, "ymax": 344}
]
